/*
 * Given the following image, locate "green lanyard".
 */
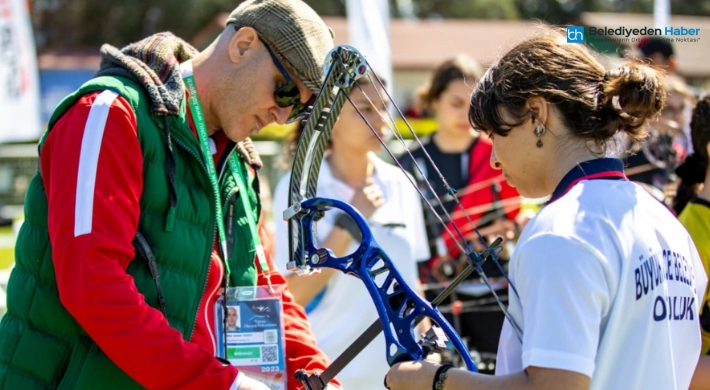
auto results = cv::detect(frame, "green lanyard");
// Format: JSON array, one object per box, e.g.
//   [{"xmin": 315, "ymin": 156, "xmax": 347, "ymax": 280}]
[{"xmin": 181, "ymin": 60, "xmax": 270, "ymax": 280}]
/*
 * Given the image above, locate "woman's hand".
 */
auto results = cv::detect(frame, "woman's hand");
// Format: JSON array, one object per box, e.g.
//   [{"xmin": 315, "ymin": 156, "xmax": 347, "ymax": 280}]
[
  {"xmin": 350, "ymin": 178, "xmax": 384, "ymax": 219},
  {"xmin": 385, "ymin": 360, "xmax": 440, "ymax": 390},
  {"xmin": 386, "ymin": 363, "xmax": 591, "ymax": 390}
]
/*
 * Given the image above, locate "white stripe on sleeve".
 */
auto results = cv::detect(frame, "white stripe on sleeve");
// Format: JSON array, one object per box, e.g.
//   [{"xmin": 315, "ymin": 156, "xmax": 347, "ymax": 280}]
[{"xmin": 74, "ymin": 90, "xmax": 120, "ymax": 237}]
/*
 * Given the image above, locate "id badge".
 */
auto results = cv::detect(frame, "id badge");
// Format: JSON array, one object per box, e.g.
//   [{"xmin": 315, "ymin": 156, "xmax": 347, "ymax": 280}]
[{"xmin": 215, "ymin": 285, "xmax": 287, "ymax": 389}]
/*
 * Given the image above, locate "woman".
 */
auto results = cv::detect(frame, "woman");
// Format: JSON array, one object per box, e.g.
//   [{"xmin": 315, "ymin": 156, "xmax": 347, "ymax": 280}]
[
  {"xmin": 404, "ymin": 56, "xmax": 521, "ymax": 276},
  {"xmin": 401, "ymin": 56, "xmax": 523, "ymax": 363},
  {"xmin": 674, "ymin": 96, "xmax": 710, "ymax": 389},
  {"xmin": 385, "ymin": 30, "xmax": 706, "ymax": 390},
  {"xmin": 272, "ymin": 76, "xmax": 430, "ymax": 389}
]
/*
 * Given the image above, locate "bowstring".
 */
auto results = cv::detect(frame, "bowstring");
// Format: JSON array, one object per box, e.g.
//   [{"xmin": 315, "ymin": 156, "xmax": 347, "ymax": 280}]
[
  {"xmin": 410, "ymin": 175, "xmax": 544, "ymax": 215},
  {"xmin": 424, "ymin": 198, "xmax": 522, "ymax": 248},
  {"xmin": 356, "ymin": 70, "xmax": 517, "ymax": 294},
  {"xmin": 446, "ymin": 197, "xmax": 523, "ymax": 226},
  {"xmin": 352, "ymin": 80, "xmax": 481, "ymax": 258},
  {"xmin": 341, "ymin": 92, "xmax": 470, "ymax": 258},
  {"xmin": 430, "ymin": 175, "xmax": 506, "ymax": 209},
  {"xmin": 343, "ymin": 84, "xmax": 523, "ymax": 340},
  {"xmin": 360, "ymin": 71, "xmax": 488, "ymax": 246}
]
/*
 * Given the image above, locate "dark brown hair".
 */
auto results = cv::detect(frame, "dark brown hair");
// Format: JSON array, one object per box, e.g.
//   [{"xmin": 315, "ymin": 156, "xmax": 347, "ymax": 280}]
[
  {"xmin": 673, "ymin": 95, "xmax": 710, "ymax": 214},
  {"xmin": 468, "ymin": 29, "xmax": 667, "ymax": 148},
  {"xmin": 418, "ymin": 55, "xmax": 483, "ymax": 110}
]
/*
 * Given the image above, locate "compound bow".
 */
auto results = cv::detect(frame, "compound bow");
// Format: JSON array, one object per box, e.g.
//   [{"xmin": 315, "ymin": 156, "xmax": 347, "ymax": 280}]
[{"xmin": 283, "ymin": 45, "xmax": 522, "ymax": 390}]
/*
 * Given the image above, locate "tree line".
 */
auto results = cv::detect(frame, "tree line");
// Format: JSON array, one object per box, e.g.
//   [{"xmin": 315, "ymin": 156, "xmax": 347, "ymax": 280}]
[{"xmin": 30, "ymin": 0, "xmax": 709, "ymax": 51}]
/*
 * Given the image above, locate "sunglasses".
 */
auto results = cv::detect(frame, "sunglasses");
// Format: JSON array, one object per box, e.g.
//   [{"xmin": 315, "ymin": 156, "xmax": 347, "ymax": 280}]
[{"xmin": 263, "ymin": 43, "xmax": 315, "ymax": 124}]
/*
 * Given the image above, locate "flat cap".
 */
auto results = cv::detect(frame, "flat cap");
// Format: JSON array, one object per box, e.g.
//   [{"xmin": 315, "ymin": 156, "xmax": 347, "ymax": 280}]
[{"xmin": 227, "ymin": 0, "xmax": 334, "ymax": 93}]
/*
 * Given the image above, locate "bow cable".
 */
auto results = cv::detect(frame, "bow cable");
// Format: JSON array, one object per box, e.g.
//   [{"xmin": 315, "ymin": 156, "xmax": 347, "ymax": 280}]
[
  {"xmin": 355, "ymin": 69, "xmax": 519, "ymax": 298},
  {"xmin": 343, "ymin": 88, "xmax": 522, "ymax": 339}
]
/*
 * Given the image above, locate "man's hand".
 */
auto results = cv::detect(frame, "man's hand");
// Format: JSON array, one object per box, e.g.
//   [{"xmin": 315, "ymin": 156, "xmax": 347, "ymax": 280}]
[
  {"xmin": 237, "ymin": 375, "xmax": 271, "ymax": 390},
  {"xmin": 350, "ymin": 178, "xmax": 384, "ymax": 219}
]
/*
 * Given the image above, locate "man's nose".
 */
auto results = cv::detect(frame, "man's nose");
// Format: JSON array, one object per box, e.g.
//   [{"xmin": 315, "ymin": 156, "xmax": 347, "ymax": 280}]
[{"xmin": 271, "ymin": 105, "xmax": 292, "ymax": 125}]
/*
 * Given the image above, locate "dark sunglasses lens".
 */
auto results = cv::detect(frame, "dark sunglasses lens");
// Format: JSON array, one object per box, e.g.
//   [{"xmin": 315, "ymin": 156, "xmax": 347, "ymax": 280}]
[
  {"xmin": 286, "ymin": 95, "xmax": 317, "ymax": 123},
  {"xmin": 275, "ymin": 82, "xmax": 300, "ymax": 108},
  {"xmin": 286, "ymin": 103, "xmax": 306, "ymax": 123}
]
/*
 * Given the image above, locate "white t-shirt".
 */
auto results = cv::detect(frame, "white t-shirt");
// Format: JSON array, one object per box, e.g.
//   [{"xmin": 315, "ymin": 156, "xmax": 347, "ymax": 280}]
[
  {"xmin": 273, "ymin": 154, "xmax": 430, "ymax": 390},
  {"xmin": 496, "ymin": 179, "xmax": 707, "ymax": 390}
]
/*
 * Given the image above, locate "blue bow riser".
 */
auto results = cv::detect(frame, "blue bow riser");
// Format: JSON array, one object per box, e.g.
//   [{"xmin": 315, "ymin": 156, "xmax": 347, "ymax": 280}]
[{"xmin": 297, "ymin": 197, "xmax": 477, "ymax": 371}]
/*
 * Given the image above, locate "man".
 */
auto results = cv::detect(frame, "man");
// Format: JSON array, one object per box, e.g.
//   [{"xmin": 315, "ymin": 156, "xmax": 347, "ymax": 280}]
[
  {"xmin": 637, "ymin": 36, "xmax": 677, "ymax": 74},
  {"xmin": 227, "ymin": 307, "xmax": 240, "ymax": 331},
  {"xmin": 0, "ymin": 1, "xmax": 338, "ymax": 389}
]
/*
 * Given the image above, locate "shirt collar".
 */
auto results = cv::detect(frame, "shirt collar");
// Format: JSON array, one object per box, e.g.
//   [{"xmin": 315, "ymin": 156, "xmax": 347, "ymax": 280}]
[{"xmin": 550, "ymin": 158, "xmax": 627, "ymax": 203}]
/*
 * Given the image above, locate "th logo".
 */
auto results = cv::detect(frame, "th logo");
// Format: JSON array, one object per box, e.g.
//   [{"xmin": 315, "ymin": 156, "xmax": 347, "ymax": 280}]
[{"xmin": 567, "ymin": 26, "xmax": 584, "ymax": 43}]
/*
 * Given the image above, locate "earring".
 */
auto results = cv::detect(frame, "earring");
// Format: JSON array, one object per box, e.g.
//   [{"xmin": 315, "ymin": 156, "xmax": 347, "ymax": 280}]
[{"xmin": 533, "ymin": 124, "xmax": 546, "ymax": 148}]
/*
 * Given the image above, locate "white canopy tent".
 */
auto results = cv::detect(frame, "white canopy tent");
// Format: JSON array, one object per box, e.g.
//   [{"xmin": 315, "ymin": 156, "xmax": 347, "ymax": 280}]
[{"xmin": 0, "ymin": 0, "xmax": 41, "ymax": 144}]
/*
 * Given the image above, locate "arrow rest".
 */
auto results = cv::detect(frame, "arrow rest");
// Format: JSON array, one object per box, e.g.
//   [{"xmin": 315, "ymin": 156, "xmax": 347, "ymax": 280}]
[{"xmin": 419, "ymin": 325, "xmax": 450, "ymax": 356}]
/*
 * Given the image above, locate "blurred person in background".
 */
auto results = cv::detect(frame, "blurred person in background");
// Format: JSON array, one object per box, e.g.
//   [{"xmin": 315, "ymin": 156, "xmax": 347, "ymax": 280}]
[
  {"xmin": 627, "ymin": 37, "xmax": 698, "ymax": 204},
  {"xmin": 637, "ymin": 36, "xmax": 678, "ymax": 75},
  {"xmin": 400, "ymin": 56, "xmax": 523, "ymax": 368},
  {"xmin": 625, "ymin": 74, "xmax": 696, "ymax": 199},
  {"xmin": 673, "ymin": 95, "xmax": 710, "ymax": 389},
  {"xmin": 660, "ymin": 76, "xmax": 696, "ymax": 157},
  {"xmin": 0, "ymin": 1, "xmax": 339, "ymax": 389},
  {"xmin": 272, "ymin": 75, "xmax": 430, "ymax": 390},
  {"xmin": 386, "ymin": 29, "xmax": 706, "ymax": 390}
]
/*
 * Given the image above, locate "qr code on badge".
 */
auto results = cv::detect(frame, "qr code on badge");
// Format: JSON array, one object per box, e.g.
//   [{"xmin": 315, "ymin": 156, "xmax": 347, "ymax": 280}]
[
  {"xmin": 261, "ymin": 345, "xmax": 278, "ymax": 363},
  {"xmin": 264, "ymin": 329, "xmax": 277, "ymax": 344}
]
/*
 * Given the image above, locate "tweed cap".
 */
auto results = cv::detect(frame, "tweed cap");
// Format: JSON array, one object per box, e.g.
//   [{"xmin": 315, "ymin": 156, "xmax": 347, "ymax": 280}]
[{"xmin": 227, "ymin": 0, "xmax": 334, "ymax": 93}]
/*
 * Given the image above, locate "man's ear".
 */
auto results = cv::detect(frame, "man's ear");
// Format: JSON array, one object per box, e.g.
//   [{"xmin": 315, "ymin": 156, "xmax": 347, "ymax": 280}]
[
  {"xmin": 527, "ymin": 96, "xmax": 548, "ymax": 125},
  {"xmin": 227, "ymin": 26, "xmax": 260, "ymax": 65}
]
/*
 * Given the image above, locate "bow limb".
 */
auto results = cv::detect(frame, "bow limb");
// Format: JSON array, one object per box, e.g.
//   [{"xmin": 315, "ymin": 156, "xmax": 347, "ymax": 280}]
[{"xmin": 284, "ymin": 45, "xmax": 364, "ymax": 275}]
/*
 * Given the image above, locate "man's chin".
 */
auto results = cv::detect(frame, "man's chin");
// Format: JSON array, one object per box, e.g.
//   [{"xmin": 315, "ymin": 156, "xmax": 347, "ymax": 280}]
[{"xmin": 224, "ymin": 127, "xmax": 257, "ymax": 142}]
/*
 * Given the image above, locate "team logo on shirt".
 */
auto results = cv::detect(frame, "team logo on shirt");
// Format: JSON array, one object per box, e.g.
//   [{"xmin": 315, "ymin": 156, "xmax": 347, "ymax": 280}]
[{"xmin": 634, "ymin": 249, "xmax": 697, "ymax": 321}]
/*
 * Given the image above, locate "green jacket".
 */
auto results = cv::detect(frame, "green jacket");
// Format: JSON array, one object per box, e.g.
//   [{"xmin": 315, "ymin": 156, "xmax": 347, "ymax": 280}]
[{"xmin": 0, "ymin": 75, "xmax": 259, "ymax": 389}]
